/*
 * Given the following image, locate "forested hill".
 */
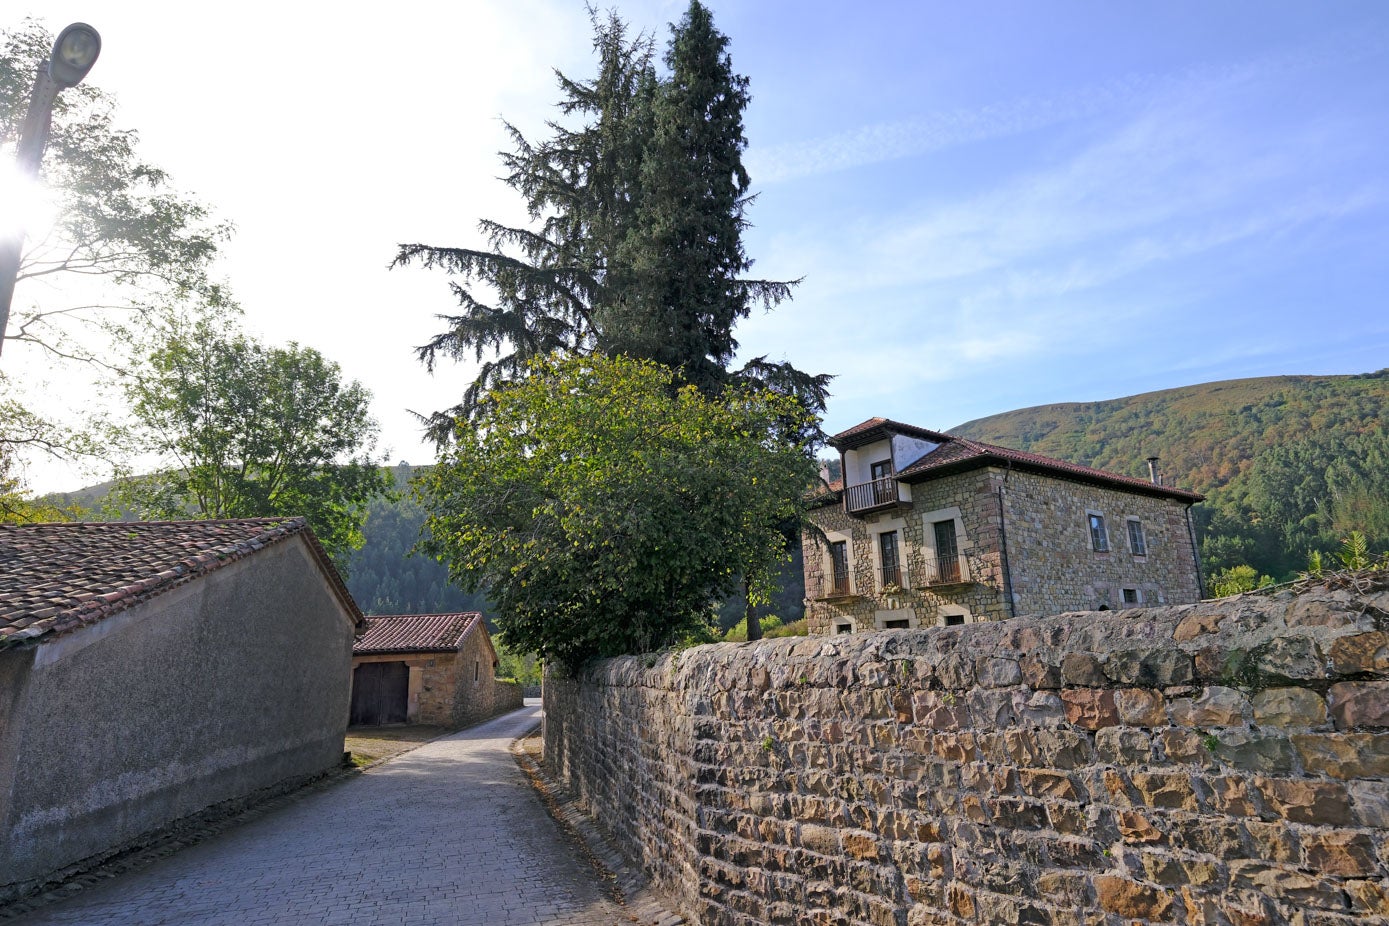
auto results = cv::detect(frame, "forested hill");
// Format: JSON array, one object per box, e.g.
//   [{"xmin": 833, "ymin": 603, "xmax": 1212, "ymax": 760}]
[{"xmin": 950, "ymin": 370, "xmax": 1389, "ymax": 578}]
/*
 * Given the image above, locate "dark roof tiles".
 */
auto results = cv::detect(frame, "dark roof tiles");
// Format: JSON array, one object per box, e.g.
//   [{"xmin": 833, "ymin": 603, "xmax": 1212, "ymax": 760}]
[
  {"xmin": 0, "ymin": 519, "xmax": 363, "ymax": 647},
  {"xmin": 827, "ymin": 417, "xmax": 1203, "ymax": 502},
  {"xmin": 354, "ymin": 613, "xmax": 481, "ymax": 655}
]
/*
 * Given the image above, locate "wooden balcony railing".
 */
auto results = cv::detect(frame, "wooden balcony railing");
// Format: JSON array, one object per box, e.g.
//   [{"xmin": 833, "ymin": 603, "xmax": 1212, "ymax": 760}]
[{"xmin": 844, "ymin": 476, "xmax": 899, "ymax": 513}]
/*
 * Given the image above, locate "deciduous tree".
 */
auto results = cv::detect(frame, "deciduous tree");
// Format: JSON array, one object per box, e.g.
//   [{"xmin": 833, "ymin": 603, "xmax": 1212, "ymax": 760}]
[
  {"xmin": 416, "ymin": 353, "xmax": 816, "ymax": 666},
  {"xmin": 117, "ymin": 311, "xmax": 391, "ymax": 570}
]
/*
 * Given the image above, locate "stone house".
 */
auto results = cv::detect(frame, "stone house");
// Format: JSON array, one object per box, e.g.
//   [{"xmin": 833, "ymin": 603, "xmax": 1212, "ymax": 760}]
[
  {"xmin": 0, "ymin": 518, "xmax": 363, "ymax": 899},
  {"xmin": 804, "ymin": 418, "xmax": 1204, "ymax": 634},
  {"xmin": 350, "ymin": 612, "xmax": 522, "ymax": 728}
]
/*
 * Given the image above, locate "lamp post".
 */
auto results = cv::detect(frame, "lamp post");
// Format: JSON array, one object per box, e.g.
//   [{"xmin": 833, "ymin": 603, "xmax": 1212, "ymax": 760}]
[{"xmin": 0, "ymin": 23, "xmax": 102, "ymax": 357}]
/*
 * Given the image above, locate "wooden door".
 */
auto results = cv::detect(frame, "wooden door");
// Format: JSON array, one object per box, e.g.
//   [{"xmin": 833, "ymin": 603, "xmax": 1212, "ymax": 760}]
[{"xmin": 350, "ymin": 661, "xmax": 409, "ymax": 725}]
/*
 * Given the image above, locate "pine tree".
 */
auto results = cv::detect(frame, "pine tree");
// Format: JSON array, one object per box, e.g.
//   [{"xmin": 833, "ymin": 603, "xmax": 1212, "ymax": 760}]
[
  {"xmin": 394, "ymin": 2, "xmax": 828, "ymax": 444},
  {"xmin": 393, "ymin": 11, "xmax": 657, "ymax": 442}
]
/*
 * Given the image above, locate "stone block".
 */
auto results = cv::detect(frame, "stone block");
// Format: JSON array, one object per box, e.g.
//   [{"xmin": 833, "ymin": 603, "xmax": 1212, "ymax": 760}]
[
  {"xmin": 1328, "ymin": 681, "xmax": 1389, "ymax": 730},
  {"xmin": 1252, "ymin": 687, "xmax": 1328, "ymax": 727},
  {"xmin": 1113, "ymin": 687, "xmax": 1166, "ymax": 726},
  {"xmin": 1330, "ymin": 631, "xmax": 1389, "ymax": 675},
  {"xmin": 1174, "ymin": 610, "xmax": 1223, "ymax": 642},
  {"xmin": 1209, "ymin": 776, "xmax": 1259, "ymax": 817},
  {"xmin": 1229, "ymin": 861, "xmax": 1349, "ymax": 911},
  {"xmin": 1245, "ymin": 819, "xmax": 1300, "ymax": 864},
  {"xmin": 912, "ymin": 691, "xmax": 971, "ymax": 730},
  {"xmin": 1016, "ymin": 768, "xmax": 1084, "ymax": 801},
  {"xmin": 1094, "ymin": 875, "xmax": 1174, "ymax": 920},
  {"xmin": 1346, "ymin": 879, "xmax": 1389, "ymax": 917},
  {"xmin": 1253, "ymin": 776, "xmax": 1353, "ymax": 825},
  {"xmin": 1105, "ymin": 648, "xmax": 1195, "ymax": 686},
  {"xmin": 1293, "ymin": 732, "xmax": 1389, "ymax": 779},
  {"xmin": 1061, "ymin": 688, "xmax": 1119, "ymax": 730},
  {"xmin": 1013, "ymin": 690, "xmax": 1066, "ymax": 726},
  {"xmin": 1347, "ymin": 779, "xmax": 1389, "ymax": 827},
  {"xmin": 1095, "ymin": 727, "xmax": 1152, "ymax": 765},
  {"xmin": 1301, "ymin": 830, "xmax": 1381, "ymax": 878},
  {"xmin": 1061, "ymin": 653, "xmax": 1107, "ymax": 686},
  {"xmin": 1169, "ymin": 685, "xmax": 1250, "ymax": 726},
  {"xmin": 1130, "ymin": 770, "xmax": 1203, "ymax": 811},
  {"xmin": 1117, "ymin": 810, "xmax": 1164, "ymax": 844},
  {"xmin": 1211, "ymin": 730, "xmax": 1295, "ymax": 774},
  {"xmin": 975, "ymin": 656, "xmax": 1022, "ymax": 688},
  {"xmin": 1253, "ymin": 635, "xmax": 1323, "ymax": 683},
  {"xmin": 1020, "ymin": 656, "xmax": 1061, "ymax": 689}
]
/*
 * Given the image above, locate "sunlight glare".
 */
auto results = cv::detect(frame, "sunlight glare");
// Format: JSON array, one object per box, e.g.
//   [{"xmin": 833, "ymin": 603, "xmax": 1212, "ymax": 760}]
[{"xmin": 0, "ymin": 156, "xmax": 60, "ymax": 245}]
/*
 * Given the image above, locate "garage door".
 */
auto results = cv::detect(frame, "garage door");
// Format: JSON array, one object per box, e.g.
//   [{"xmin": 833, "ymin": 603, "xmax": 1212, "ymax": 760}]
[{"xmin": 350, "ymin": 661, "xmax": 409, "ymax": 725}]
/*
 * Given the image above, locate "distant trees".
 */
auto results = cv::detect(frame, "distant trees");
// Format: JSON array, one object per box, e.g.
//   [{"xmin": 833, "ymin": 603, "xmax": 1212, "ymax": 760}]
[
  {"xmin": 416, "ymin": 354, "xmax": 816, "ymax": 667},
  {"xmin": 116, "ymin": 310, "xmax": 391, "ymax": 571}
]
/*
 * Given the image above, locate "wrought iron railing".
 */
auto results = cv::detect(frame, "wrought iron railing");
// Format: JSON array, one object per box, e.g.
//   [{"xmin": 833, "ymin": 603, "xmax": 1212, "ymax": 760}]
[{"xmin": 921, "ymin": 554, "xmax": 967, "ymax": 586}]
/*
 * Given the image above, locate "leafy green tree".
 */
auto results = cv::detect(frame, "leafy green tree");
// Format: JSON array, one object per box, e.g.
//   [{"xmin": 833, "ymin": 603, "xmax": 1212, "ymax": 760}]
[
  {"xmin": 394, "ymin": 3, "xmax": 826, "ymax": 441},
  {"xmin": 2, "ymin": 21, "xmax": 230, "ymax": 490},
  {"xmin": 1209, "ymin": 564, "xmax": 1274, "ymax": 597},
  {"xmin": 116, "ymin": 311, "xmax": 390, "ymax": 570},
  {"xmin": 416, "ymin": 353, "xmax": 816, "ymax": 667}
]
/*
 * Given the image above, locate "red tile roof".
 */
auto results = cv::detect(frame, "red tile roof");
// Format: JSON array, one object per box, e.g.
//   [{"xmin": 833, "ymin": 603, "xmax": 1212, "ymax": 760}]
[
  {"xmin": 0, "ymin": 518, "xmax": 364, "ymax": 648},
  {"xmin": 827, "ymin": 417, "xmax": 1202, "ymax": 502},
  {"xmin": 897, "ymin": 434, "xmax": 1203, "ymax": 501},
  {"xmin": 354, "ymin": 613, "xmax": 482, "ymax": 655}
]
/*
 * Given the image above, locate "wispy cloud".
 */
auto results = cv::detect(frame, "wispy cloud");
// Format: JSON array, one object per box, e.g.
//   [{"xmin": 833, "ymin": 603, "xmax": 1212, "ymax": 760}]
[{"xmin": 748, "ymin": 29, "xmax": 1387, "ymax": 186}]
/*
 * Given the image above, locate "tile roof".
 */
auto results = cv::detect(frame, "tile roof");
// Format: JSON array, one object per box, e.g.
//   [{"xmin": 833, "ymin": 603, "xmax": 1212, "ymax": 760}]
[
  {"xmin": 826, "ymin": 416, "xmax": 1202, "ymax": 502},
  {"xmin": 896, "ymin": 434, "xmax": 1204, "ymax": 501},
  {"xmin": 354, "ymin": 613, "xmax": 482, "ymax": 655},
  {"xmin": 0, "ymin": 518, "xmax": 364, "ymax": 648}
]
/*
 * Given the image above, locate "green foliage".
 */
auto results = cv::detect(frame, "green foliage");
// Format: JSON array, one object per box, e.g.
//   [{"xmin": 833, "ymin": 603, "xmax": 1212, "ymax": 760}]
[
  {"xmin": 2, "ymin": 21, "xmax": 231, "ymax": 494},
  {"xmin": 952, "ymin": 371, "xmax": 1389, "ymax": 580},
  {"xmin": 416, "ymin": 353, "xmax": 817, "ymax": 667},
  {"xmin": 1338, "ymin": 531, "xmax": 1371, "ymax": 571},
  {"xmin": 764, "ymin": 618, "xmax": 809, "ymax": 638},
  {"xmin": 393, "ymin": 3, "xmax": 826, "ymax": 441},
  {"xmin": 723, "ymin": 614, "xmax": 782, "ymax": 642},
  {"xmin": 495, "ymin": 644, "xmax": 542, "ymax": 688},
  {"xmin": 115, "ymin": 310, "xmax": 390, "ymax": 571},
  {"xmin": 1209, "ymin": 564, "xmax": 1275, "ymax": 598}
]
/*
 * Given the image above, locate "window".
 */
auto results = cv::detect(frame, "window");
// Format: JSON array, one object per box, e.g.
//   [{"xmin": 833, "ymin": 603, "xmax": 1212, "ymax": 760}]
[
  {"xmin": 869, "ymin": 459, "xmax": 895, "ymax": 505},
  {"xmin": 933, "ymin": 520, "xmax": 960, "ymax": 583},
  {"xmin": 829, "ymin": 540, "xmax": 850, "ymax": 595},
  {"xmin": 943, "ymin": 613, "xmax": 965, "ymax": 626},
  {"xmin": 1127, "ymin": 519, "xmax": 1147, "ymax": 556},
  {"xmin": 883, "ymin": 618, "xmax": 911, "ymax": 630},
  {"xmin": 834, "ymin": 622, "xmax": 854, "ymax": 635},
  {"xmin": 878, "ymin": 531, "xmax": 901, "ymax": 588},
  {"xmin": 1122, "ymin": 588, "xmax": 1141, "ymax": 605},
  {"xmin": 1088, "ymin": 513, "xmax": 1109, "ymax": 552}
]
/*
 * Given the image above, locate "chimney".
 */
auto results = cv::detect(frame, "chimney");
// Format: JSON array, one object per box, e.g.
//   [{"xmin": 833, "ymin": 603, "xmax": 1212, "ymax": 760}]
[{"xmin": 1146, "ymin": 456, "xmax": 1161, "ymax": 486}]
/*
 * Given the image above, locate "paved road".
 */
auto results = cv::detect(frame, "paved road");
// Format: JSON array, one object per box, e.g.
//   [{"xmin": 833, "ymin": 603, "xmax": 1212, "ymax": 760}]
[{"xmin": 12, "ymin": 704, "xmax": 629, "ymax": 926}]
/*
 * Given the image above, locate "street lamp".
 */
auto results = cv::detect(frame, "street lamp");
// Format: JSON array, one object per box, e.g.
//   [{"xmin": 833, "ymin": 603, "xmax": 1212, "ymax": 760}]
[{"xmin": 0, "ymin": 23, "xmax": 102, "ymax": 357}]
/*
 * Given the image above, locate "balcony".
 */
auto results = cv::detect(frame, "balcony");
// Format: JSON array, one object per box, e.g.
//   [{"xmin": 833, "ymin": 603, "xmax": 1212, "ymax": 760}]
[
  {"xmin": 812, "ymin": 573, "xmax": 855, "ymax": 600},
  {"xmin": 844, "ymin": 476, "xmax": 902, "ymax": 514},
  {"xmin": 921, "ymin": 553, "xmax": 970, "ymax": 588}
]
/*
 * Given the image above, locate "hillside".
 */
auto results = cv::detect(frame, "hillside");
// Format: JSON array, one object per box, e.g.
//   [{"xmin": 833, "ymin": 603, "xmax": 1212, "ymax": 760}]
[{"xmin": 951, "ymin": 370, "xmax": 1389, "ymax": 577}]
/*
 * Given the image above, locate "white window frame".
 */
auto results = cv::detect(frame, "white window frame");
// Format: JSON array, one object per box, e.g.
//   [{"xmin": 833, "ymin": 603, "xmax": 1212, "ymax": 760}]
[
  {"xmin": 1126, "ymin": 517, "xmax": 1148, "ymax": 557},
  {"xmin": 939, "ymin": 604, "xmax": 972, "ymax": 626},
  {"xmin": 832, "ymin": 618, "xmax": 857, "ymax": 635},
  {"xmin": 867, "ymin": 514, "xmax": 912, "ymax": 591},
  {"xmin": 874, "ymin": 608, "xmax": 917, "ymax": 631},
  {"xmin": 822, "ymin": 529, "xmax": 855, "ymax": 596},
  {"xmin": 920, "ymin": 506, "xmax": 970, "ymax": 583},
  {"xmin": 1086, "ymin": 510, "xmax": 1109, "ymax": 553}
]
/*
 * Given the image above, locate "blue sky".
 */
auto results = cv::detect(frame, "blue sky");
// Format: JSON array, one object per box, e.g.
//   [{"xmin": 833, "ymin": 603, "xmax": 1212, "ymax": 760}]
[{"xmin": 12, "ymin": 1, "xmax": 1389, "ymax": 488}]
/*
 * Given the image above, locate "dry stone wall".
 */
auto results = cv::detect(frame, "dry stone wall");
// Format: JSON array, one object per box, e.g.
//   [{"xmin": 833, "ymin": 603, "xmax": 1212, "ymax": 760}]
[{"xmin": 544, "ymin": 575, "xmax": 1389, "ymax": 925}]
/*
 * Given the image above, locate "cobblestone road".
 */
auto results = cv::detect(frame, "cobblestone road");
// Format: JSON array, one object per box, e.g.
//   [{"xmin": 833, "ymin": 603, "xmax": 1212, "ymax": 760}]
[{"xmin": 12, "ymin": 704, "xmax": 629, "ymax": 926}]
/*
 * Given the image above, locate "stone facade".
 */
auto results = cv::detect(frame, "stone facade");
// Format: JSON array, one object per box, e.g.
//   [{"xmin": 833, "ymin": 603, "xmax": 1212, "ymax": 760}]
[
  {"xmin": 545, "ymin": 575, "xmax": 1389, "ymax": 925},
  {"xmin": 351, "ymin": 614, "xmax": 523, "ymax": 728},
  {"xmin": 805, "ymin": 452, "xmax": 1201, "ymax": 635}
]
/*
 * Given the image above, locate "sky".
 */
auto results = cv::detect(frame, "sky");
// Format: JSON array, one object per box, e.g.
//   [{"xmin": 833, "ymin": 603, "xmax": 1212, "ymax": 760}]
[{"xmin": 8, "ymin": 1, "xmax": 1389, "ymax": 493}]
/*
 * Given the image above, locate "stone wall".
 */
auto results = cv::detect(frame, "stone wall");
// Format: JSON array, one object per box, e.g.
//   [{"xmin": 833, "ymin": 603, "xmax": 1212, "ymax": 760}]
[{"xmin": 545, "ymin": 575, "xmax": 1389, "ymax": 925}]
